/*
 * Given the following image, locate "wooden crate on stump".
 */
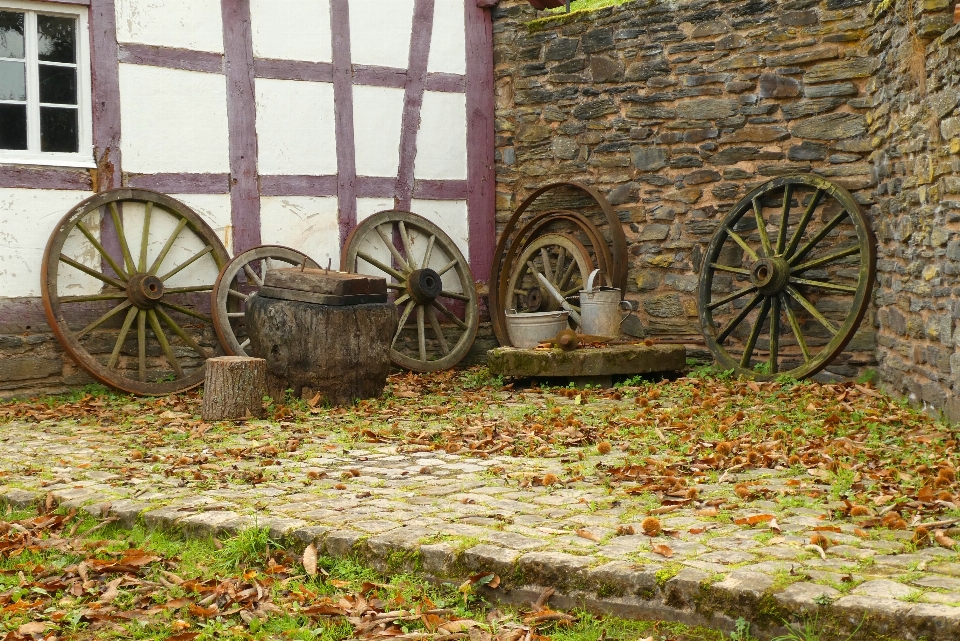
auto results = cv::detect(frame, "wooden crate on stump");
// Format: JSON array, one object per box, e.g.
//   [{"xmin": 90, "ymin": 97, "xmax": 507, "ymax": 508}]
[{"xmin": 245, "ymin": 268, "xmax": 397, "ymax": 406}]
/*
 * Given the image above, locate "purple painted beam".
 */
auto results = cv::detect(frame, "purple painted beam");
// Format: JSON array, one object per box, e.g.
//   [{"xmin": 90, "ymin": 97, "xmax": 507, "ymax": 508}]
[
  {"xmin": 221, "ymin": 0, "xmax": 261, "ymax": 254},
  {"xmin": 254, "ymin": 58, "xmax": 333, "ymax": 82},
  {"xmin": 260, "ymin": 175, "xmax": 339, "ymax": 197},
  {"xmin": 414, "ymin": 179, "xmax": 469, "ymax": 200},
  {"xmin": 90, "ymin": 0, "xmax": 122, "ymax": 191},
  {"xmin": 0, "ymin": 166, "xmax": 92, "ymax": 191},
  {"xmin": 0, "ymin": 298, "xmax": 49, "ymax": 334},
  {"xmin": 125, "ymin": 173, "xmax": 231, "ymax": 194},
  {"xmin": 465, "ymin": 0, "xmax": 496, "ymax": 283},
  {"xmin": 356, "ymin": 176, "xmax": 398, "ymax": 198},
  {"xmin": 425, "ymin": 72, "xmax": 466, "ymax": 93},
  {"xmin": 331, "ymin": 0, "xmax": 358, "ymax": 247},
  {"xmin": 118, "ymin": 43, "xmax": 224, "ymax": 74},
  {"xmin": 395, "ymin": 0, "xmax": 435, "ymax": 212},
  {"xmin": 353, "ymin": 64, "xmax": 406, "ymax": 89}
]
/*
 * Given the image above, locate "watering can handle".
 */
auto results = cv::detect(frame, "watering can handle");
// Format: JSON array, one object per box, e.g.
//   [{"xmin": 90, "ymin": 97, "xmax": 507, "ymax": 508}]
[{"xmin": 585, "ymin": 269, "xmax": 606, "ymax": 293}]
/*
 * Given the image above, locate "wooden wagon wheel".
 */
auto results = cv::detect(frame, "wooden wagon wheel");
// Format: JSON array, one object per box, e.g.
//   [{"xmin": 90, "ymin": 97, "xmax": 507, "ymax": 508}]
[
  {"xmin": 697, "ymin": 175, "xmax": 876, "ymax": 380},
  {"xmin": 504, "ymin": 234, "xmax": 594, "ymax": 327},
  {"xmin": 211, "ymin": 245, "xmax": 319, "ymax": 357},
  {"xmin": 341, "ymin": 210, "xmax": 479, "ymax": 372},
  {"xmin": 41, "ymin": 189, "xmax": 230, "ymax": 395},
  {"xmin": 489, "ymin": 182, "xmax": 627, "ymax": 346}
]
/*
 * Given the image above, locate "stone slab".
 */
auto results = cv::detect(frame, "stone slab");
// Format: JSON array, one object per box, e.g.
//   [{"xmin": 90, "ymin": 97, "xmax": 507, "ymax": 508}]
[{"xmin": 486, "ymin": 344, "xmax": 686, "ymax": 378}]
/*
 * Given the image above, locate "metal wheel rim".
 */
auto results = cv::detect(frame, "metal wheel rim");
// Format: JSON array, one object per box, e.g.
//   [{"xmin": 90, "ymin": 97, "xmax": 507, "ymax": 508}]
[
  {"xmin": 212, "ymin": 245, "xmax": 320, "ymax": 357},
  {"xmin": 341, "ymin": 210, "xmax": 480, "ymax": 372},
  {"xmin": 504, "ymin": 234, "xmax": 594, "ymax": 331},
  {"xmin": 697, "ymin": 175, "xmax": 876, "ymax": 380},
  {"xmin": 41, "ymin": 189, "xmax": 230, "ymax": 395},
  {"xmin": 489, "ymin": 182, "xmax": 626, "ymax": 346}
]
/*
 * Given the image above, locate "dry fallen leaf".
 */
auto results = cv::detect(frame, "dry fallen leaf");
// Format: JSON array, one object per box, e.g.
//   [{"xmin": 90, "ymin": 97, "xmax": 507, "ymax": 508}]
[
  {"xmin": 576, "ymin": 528, "xmax": 602, "ymax": 542},
  {"xmin": 18, "ymin": 622, "xmax": 46, "ymax": 636},
  {"xmin": 99, "ymin": 576, "xmax": 123, "ymax": 603},
  {"xmin": 651, "ymin": 544, "xmax": 674, "ymax": 558},
  {"xmin": 734, "ymin": 514, "xmax": 774, "ymax": 526},
  {"xmin": 934, "ymin": 529, "xmax": 956, "ymax": 548},
  {"xmin": 769, "ymin": 518, "xmax": 782, "ymax": 533},
  {"xmin": 303, "ymin": 543, "xmax": 318, "ymax": 577},
  {"xmin": 695, "ymin": 506, "xmax": 719, "ymax": 517}
]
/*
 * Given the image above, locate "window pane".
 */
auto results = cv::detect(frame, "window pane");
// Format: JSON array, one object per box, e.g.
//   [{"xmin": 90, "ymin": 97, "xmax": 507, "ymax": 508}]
[
  {"xmin": 38, "ymin": 15, "xmax": 76, "ymax": 64},
  {"xmin": 0, "ymin": 12, "xmax": 24, "ymax": 60},
  {"xmin": 0, "ymin": 103, "xmax": 26, "ymax": 149},
  {"xmin": 39, "ymin": 65, "xmax": 76, "ymax": 104},
  {"xmin": 0, "ymin": 60, "xmax": 24, "ymax": 101},
  {"xmin": 40, "ymin": 106, "xmax": 78, "ymax": 152}
]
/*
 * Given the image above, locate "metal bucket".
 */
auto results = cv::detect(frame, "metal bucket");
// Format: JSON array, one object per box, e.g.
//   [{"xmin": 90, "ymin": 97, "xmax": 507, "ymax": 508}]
[
  {"xmin": 505, "ymin": 310, "xmax": 569, "ymax": 348},
  {"xmin": 579, "ymin": 270, "xmax": 632, "ymax": 338}
]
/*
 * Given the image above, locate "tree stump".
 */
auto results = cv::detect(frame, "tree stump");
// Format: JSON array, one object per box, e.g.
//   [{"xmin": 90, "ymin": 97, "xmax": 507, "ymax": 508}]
[
  {"xmin": 202, "ymin": 356, "xmax": 267, "ymax": 421},
  {"xmin": 245, "ymin": 296, "xmax": 397, "ymax": 406}
]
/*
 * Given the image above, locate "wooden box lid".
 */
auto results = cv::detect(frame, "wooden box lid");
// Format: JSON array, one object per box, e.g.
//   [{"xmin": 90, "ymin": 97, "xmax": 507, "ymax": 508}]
[{"xmin": 263, "ymin": 268, "xmax": 387, "ymax": 296}]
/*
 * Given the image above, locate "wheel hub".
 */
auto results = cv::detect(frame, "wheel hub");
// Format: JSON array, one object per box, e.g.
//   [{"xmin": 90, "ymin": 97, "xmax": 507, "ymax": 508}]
[
  {"xmin": 750, "ymin": 257, "xmax": 790, "ymax": 295},
  {"xmin": 407, "ymin": 268, "xmax": 442, "ymax": 304},
  {"xmin": 524, "ymin": 287, "xmax": 543, "ymax": 312},
  {"xmin": 128, "ymin": 274, "xmax": 164, "ymax": 309}
]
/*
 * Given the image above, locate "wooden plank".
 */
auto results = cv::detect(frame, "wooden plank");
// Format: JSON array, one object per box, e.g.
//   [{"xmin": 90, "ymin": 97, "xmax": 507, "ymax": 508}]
[
  {"xmin": 264, "ymin": 267, "xmax": 387, "ymax": 296},
  {"xmin": 257, "ymin": 287, "xmax": 388, "ymax": 306},
  {"xmin": 118, "ymin": 43, "xmax": 224, "ymax": 74},
  {"xmin": 331, "ymin": 0, "xmax": 357, "ymax": 247},
  {"xmin": 395, "ymin": 0, "xmax": 435, "ymax": 211}
]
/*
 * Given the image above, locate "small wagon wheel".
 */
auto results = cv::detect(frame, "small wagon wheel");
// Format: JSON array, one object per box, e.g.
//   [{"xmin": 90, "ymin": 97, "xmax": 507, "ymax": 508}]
[
  {"xmin": 504, "ymin": 234, "xmax": 594, "ymax": 326},
  {"xmin": 341, "ymin": 210, "xmax": 479, "ymax": 372},
  {"xmin": 212, "ymin": 245, "xmax": 320, "ymax": 357},
  {"xmin": 697, "ymin": 175, "xmax": 876, "ymax": 380},
  {"xmin": 41, "ymin": 189, "xmax": 230, "ymax": 395}
]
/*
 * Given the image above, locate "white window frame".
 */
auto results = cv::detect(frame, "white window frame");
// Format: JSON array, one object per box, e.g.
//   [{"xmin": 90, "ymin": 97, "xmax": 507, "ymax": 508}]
[{"xmin": 0, "ymin": 0, "xmax": 93, "ymax": 168}]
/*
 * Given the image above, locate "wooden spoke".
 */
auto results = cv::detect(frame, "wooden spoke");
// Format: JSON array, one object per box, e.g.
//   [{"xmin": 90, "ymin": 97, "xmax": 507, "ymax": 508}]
[
  {"xmin": 769, "ymin": 296, "xmax": 781, "ymax": 374},
  {"xmin": 155, "ymin": 307, "xmax": 209, "ymax": 360},
  {"xmin": 790, "ymin": 209, "xmax": 851, "ymax": 266},
  {"xmin": 165, "ymin": 285, "xmax": 214, "ymax": 295},
  {"xmin": 107, "ymin": 306, "xmax": 138, "ymax": 369},
  {"xmin": 753, "ymin": 197, "xmax": 773, "ymax": 257},
  {"xmin": 708, "ymin": 285, "xmax": 758, "ymax": 311},
  {"xmin": 77, "ymin": 300, "xmax": 133, "ymax": 339},
  {"xmin": 540, "ymin": 247, "xmax": 552, "ymax": 283},
  {"xmin": 240, "ymin": 338, "xmax": 251, "ymax": 350},
  {"xmin": 790, "ymin": 277, "xmax": 858, "ymax": 293},
  {"xmin": 159, "ymin": 245, "xmax": 213, "ymax": 282},
  {"xmin": 786, "ymin": 285, "xmax": 838, "ymax": 335},
  {"xmin": 416, "ymin": 305, "xmax": 427, "ymax": 362},
  {"xmin": 227, "ymin": 312, "xmax": 245, "ymax": 318},
  {"xmin": 554, "ymin": 246, "xmax": 567, "ymax": 285},
  {"xmin": 148, "ymin": 218, "xmax": 188, "ymax": 275},
  {"xmin": 398, "ymin": 221, "xmax": 417, "ymax": 270},
  {"xmin": 437, "ymin": 258, "xmax": 458, "ymax": 277},
  {"xmin": 61, "ymin": 293, "xmax": 128, "ymax": 303},
  {"xmin": 725, "ymin": 227, "xmax": 760, "ymax": 261},
  {"xmin": 139, "ymin": 201, "xmax": 152, "ymax": 272},
  {"xmin": 440, "ymin": 290, "xmax": 470, "ymax": 302},
  {"xmin": 76, "ymin": 220, "xmax": 128, "ymax": 281},
  {"xmin": 357, "ymin": 251, "xmax": 405, "ymax": 281},
  {"xmin": 59, "ymin": 255, "xmax": 126, "ymax": 290},
  {"xmin": 560, "ymin": 286, "xmax": 581, "ymax": 298},
  {"xmin": 717, "ymin": 292, "xmax": 762, "ymax": 343},
  {"xmin": 422, "ymin": 234, "xmax": 436, "ymax": 269},
  {"xmin": 433, "ymin": 299, "xmax": 468, "ymax": 330},
  {"xmin": 792, "ymin": 245, "xmax": 861, "ymax": 274},
  {"xmin": 395, "ymin": 293, "xmax": 410, "ymax": 306},
  {"xmin": 158, "ymin": 300, "xmax": 212, "ymax": 324},
  {"xmin": 776, "ymin": 183, "xmax": 793, "ymax": 255},
  {"xmin": 426, "ymin": 307, "xmax": 450, "ymax": 356},
  {"xmin": 242, "ymin": 263, "xmax": 263, "ymax": 287},
  {"xmin": 375, "ymin": 224, "xmax": 410, "ymax": 273},
  {"xmin": 393, "ymin": 300, "xmax": 416, "ymax": 347},
  {"xmin": 781, "ymin": 292, "xmax": 810, "ymax": 362},
  {"xmin": 558, "ymin": 253, "xmax": 579, "ymax": 290},
  {"xmin": 136, "ymin": 310, "xmax": 147, "ymax": 382},
  {"xmin": 784, "ymin": 188, "xmax": 825, "ymax": 259},
  {"xmin": 740, "ymin": 296, "xmax": 771, "ymax": 368},
  {"xmin": 147, "ymin": 309, "xmax": 183, "ymax": 378},
  {"xmin": 227, "ymin": 289, "xmax": 249, "ymax": 301},
  {"xmin": 709, "ymin": 262, "xmax": 750, "ymax": 276},
  {"xmin": 109, "ymin": 202, "xmax": 137, "ymax": 275}
]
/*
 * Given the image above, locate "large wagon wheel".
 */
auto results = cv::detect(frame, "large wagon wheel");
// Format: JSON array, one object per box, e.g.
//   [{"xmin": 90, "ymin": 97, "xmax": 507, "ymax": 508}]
[
  {"xmin": 697, "ymin": 175, "xmax": 876, "ymax": 380},
  {"xmin": 504, "ymin": 233, "xmax": 594, "ymax": 324},
  {"xmin": 41, "ymin": 189, "xmax": 230, "ymax": 395},
  {"xmin": 341, "ymin": 210, "xmax": 479, "ymax": 372},
  {"xmin": 212, "ymin": 245, "xmax": 319, "ymax": 357},
  {"xmin": 489, "ymin": 182, "xmax": 627, "ymax": 346}
]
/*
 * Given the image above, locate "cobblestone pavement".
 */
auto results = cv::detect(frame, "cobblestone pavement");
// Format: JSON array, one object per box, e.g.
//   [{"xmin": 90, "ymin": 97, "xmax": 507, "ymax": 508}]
[{"xmin": 1, "ymin": 384, "xmax": 960, "ymax": 640}]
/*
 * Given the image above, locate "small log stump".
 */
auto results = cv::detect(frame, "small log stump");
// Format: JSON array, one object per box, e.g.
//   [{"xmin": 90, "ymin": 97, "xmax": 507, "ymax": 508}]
[
  {"xmin": 202, "ymin": 356, "xmax": 267, "ymax": 421},
  {"xmin": 246, "ymin": 296, "xmax": 397, "ymax": 405}
]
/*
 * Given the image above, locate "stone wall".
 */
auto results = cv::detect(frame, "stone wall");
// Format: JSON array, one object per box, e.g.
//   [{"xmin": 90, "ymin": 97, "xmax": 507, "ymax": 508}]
[
  {"xmin": 869, "ymin": 0, "xmax": 960, "ymax": 416},
  {"xmin": 492, "ymin": 0, "xmax": 886, "ymax": 382}
]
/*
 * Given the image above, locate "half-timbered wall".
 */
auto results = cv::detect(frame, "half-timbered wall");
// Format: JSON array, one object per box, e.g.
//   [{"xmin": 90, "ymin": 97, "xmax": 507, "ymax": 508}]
[{"xmin": 0, "ymin": 0, "xmax": 495, "ymax": 395}]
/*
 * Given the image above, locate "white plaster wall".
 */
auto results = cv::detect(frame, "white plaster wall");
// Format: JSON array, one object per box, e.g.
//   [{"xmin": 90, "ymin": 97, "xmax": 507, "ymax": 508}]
[
  {"xmin": 256, "ymin": 79, "xmax": 337, "ymax": 176},
  {"xmin": 427, "ymin": 1, "xmax": 466, "ymax": 75},
  {"xmin": 410, "ymin": 198, "xmax": 469, "ymax": 263},
  {"xmin": 353, "ymin": 86, "xmax": 405, "ymax": 177},
  {"xmin": 356, "ymin": 198, "xmax": 395, "ymax": 223},
  {"xmin": 349, "ymin": 0, "xmax": 415, "ymax": 69},
  {"xmin": 251, "ymin": 0, "xmax": 332, "ymax": 63},
  {"xmin": 260, "ymin": 196, "xmax": 340, "ymax": 267},
  {"xmin": 414, "ymin": 91, "xmax": 467, "ymax": 180},
  {"xmin": 116, "ymin": 0, "xmax": 224, "ymax": 53},
  {"xmin": 0, "ymin": 189, "xmax": 98, "ymax": 298},
  {"xmin": 119, "ymin": 65, "xmax": 230, "ymax": 174}
]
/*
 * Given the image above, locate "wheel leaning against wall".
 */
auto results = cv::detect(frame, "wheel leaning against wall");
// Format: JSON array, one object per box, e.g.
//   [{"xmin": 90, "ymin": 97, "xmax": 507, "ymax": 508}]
[
  {"xmin": 341, "ymin": 210, "xmax": 479, "ymax": 372},
  {"xmin": 697, "ymin": 175, "xmax": 876, "ymax": 381},
  {"xmin": 41, "ymin": 189, "xmax": 231, "ymax": 395}
]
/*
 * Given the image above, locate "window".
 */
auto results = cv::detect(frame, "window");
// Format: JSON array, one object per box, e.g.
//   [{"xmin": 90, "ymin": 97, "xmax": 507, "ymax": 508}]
[{"xmin": 0, "ymin": 1, "xmax": 91, "ymax": 167}]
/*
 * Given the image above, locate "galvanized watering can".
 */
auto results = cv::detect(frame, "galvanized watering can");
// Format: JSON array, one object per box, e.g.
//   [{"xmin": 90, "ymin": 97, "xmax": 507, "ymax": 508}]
[{"xmin": 579, "ymin": 269, "xmax": 633, "ymax": 338}]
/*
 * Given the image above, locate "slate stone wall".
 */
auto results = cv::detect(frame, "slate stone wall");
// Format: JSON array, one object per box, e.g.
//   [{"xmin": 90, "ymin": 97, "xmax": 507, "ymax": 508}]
[
  {"xmin": 869, "ymin": 0, "xmax": 960, "ymax": 416},
  {"xmin": 490, "ymin": 0, "xmax": 920, "ymax": 390}
]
